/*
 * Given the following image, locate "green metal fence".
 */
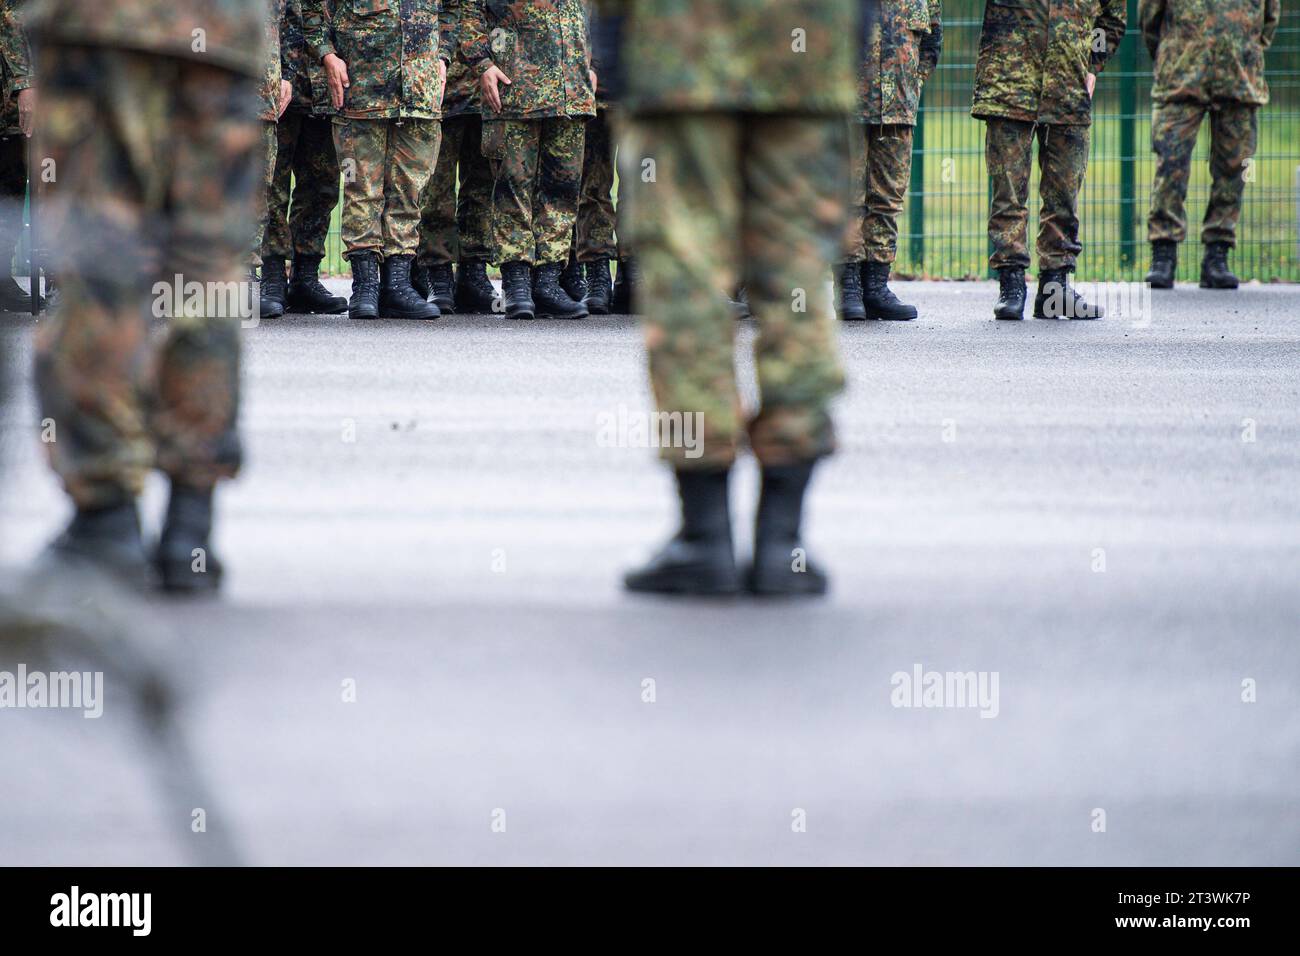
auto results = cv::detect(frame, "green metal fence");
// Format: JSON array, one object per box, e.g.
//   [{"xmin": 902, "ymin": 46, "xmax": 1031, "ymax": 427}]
[{"xmin": 311, "ymin": 0, "xmax": 1298, "ymax": 281}]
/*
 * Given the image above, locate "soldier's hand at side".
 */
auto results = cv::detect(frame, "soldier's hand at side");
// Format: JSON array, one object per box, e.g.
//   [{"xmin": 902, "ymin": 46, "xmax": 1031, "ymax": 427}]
[
  {"xmin": 437, "ymin": 59, "xmax": 447, "ymax": 111},
  {"xmin": 17, "ymin": 88, "xmax": 35, "ymax": 138},
  {"xmin": 278, "ymin": 80, "xmax": 293, "ymax": 119},
  {"xmin": 481, "ymin": 65, "xmax": 511, "ymax": 113},
  {"xmin": 1085, "ymin": 72, "xmax": 1096, "ymax": 99},
  {"xmin": 590, "ymin": 70, "xmax": 598, "ymax": 95},
  {"xmin": 324, "ymin": 53, "xmax": 350, "ymax": 111}
]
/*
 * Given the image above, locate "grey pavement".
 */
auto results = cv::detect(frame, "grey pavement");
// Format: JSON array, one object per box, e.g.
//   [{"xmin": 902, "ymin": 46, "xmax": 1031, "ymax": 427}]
[{"xmin": 1, "ymin": 279, "xmax": 1297, "ymax": 865}]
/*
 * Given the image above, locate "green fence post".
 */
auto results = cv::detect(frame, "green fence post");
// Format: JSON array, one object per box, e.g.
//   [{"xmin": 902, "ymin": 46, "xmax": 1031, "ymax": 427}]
[
  {"xmin": 1118, "ymin": 0, "xmax": 1139, "ymax": 275},
  {"xmin": 910, "ymin": 94, "xmax": 926, "ymax": 272}
]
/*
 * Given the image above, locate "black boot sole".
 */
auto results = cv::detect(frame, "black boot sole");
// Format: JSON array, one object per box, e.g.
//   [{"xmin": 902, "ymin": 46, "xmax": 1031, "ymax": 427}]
[
  {"xmin": 1199, "ymin": 276, "xmax": 1239, "ymax": 290},
  {"xmin": 260, "ymin": 300, "xmax": 286, "ymax": 318},
  {"xmin": 505, "ymin": 305, "xmax": 535, "ymax": 320},
  {"xmin": 432, "ymin": 296, "xmax": 456, "ymax": 314},
  {"xmin": 536, "ymin": 306, "xmax": 589, "ymax": 320},
  {"xmin": 1146, "ymin": 276, "xmax": 1174, "ymax": 290},
  {"xmin": 745, "ymin": 565, "xmax": 828, "ymax": 597},
  {"xmin": 287, "ymin": 294, "xmax": 348, "ymax": 314},
  {"xmin": 837, "ymin": 305, "xmax": 867, "ymax": 321},
  {"xmin": 349, "ymin": 306, "xmax": 379, "ymax": 320},
  {"xmin": 865, "ymin": 305, "xmax": 917, "ymax": 321},
  {"xmin": 994, "ymin": 307, "xmax": 1025, "ymax": 320},
  {"xmin": 378, "ymin": 297, "xmax": 440, "ymax": 320},
  {"xmin": 154, "ymin": 557, "xmax": 224, "ymax": 595},
  {"xmin": 586, "ymin": 299, "xmax": 611, "ymax": 315},
  {"xmin": 624, "ymin": 566, "xmax": 741, "ymax": 596}
]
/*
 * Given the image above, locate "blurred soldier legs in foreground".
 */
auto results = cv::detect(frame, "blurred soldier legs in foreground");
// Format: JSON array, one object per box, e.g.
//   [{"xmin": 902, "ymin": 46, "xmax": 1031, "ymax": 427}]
[
  {"xmin": 1141, "ymin": 0, "xmax": 1280, "ymax": 291},
  {"xmin": 261, "ymin": 0, "xmax": 345, "ymax": 317},
  {"xmin": 839, "ymin": 0, "xmax": 941, "ymax": 323},
  {"xmin": 972, "ymin": 0, "xmax": 1126, "ymax": 320},
  {"xmin": 617, "ymin": 0, "xmax": 863, "ymax": 597},
  {"xmin": 573, "ymin": 107, "xmax": 626, "ymax": 314},
  {"xmin": 30, "ymin": 0, "xmax": 262, "ymax": 593},
  {"xmin": 250, "ymin": 1, "xmax": 290, "ymax": 319}
]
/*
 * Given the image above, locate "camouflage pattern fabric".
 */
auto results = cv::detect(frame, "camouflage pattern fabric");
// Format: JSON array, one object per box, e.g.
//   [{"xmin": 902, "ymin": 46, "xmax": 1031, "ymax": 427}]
[
  {"xmin": 260, "ymin": 0, "xmax": 288, "ymax": 121},
  {"xmin": 333, "ymin": 117, "xmax": 441, "ymax": 258},
  {"xmin": 459, "ymin": 0, "xmax": 595, "ymax": 119},
  {"xmin": 845, "ymin": 122, "xmax": 913, "ymax": 264},
  {"xmin": 860, "ymin": 0, "xmax": 941, "ymax": 125},
  {"xmin": 623, "ymin": 114, "xmax": 848, "ymax": 470},
  {"xmin": 1148, "ymin": 100, "xmax": 1256, "ymax": 246},
  {"xmin": 985, "ymin": 118, "xmax": 1089, "ymax": 271},
  {"xmin": 282, "ymin": 0, "xmax": 330, "ymax": 112},
  {"xmin": 576, "ymin": 107, "xmax": 620, "ymax": 262},
  {"xmin": 252, "ymin": 119, "xmax": 279, "ymax": 265},
  {"xmin": 33, "ymin": 44, "xmax": 260, "ymax": 508},
  {"xmin": 0, "ymin": 127, "xmax": 24, "ymax": 267},
  {"xmin": 303, "ymin": 0, "xmax": 447, "ymax": 120},
  {"xmin": 613, "ymin": 0, "xmax": 858, "ymax": 114},
  {"xmin": 483, "ymin": 116, "xmax": 584, "ymax": 265},
  {"xmin": 27, "ymin": 0, "xmax": 267, "ymax": 79},
  {"xmin": 1141, "ymin": 0, "xmax": 1280, "ymax": 107},
  {"xmin": 0, "ymin": 0, "xmax": 33, "ymax": 111},
  {"xmin": 417, "ymin": 113, "xmax": 494, "ymax": 266},
  {"xmin": 263, "ymin": 109, "xmax": 340, "ymax": 259},
  {"xmin": 972, "ymin": 0, "xmax": 1127, "ymax": 127},
  {"xmin": 441, "ymin": 0, "xmax": 481, "ymax": 119}
]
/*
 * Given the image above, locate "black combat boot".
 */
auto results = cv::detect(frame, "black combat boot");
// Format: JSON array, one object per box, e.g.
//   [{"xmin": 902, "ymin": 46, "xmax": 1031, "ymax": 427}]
[
  {"xmin": 347, "ymin": 252, "xmax": 381, "ymax": 320},
  {"xmin": 259, "ymin": 257, "xmax": 287, "ymax": 318},
  {"xmin": 380, "ymin": 255, "xmax": 440, "ymax": 320},
  {"xmin": 500, "ymin": 261, "xmax": 535, "ymax": 319},
  {"xmin": 560, "ymin": 251, "xmax": 587, "ymax": 304},
  {"xmin": 1034, "ymin": 268, "xmax": 1103, "ymax": 319},
  {"xmin": 862, "ymin": 260, "xmax": 917, "ymax": 321},
  {"xmin": 455, "ymin": 259, "xmax": 499, "ymax": 313},
  {"xmin": 835, "ymin": 262, "xmax": 867, "ymax": 321},
  {"xmin": 584, "ymin": 257, "xmax": 613, "ymax": 315},
  {"xmin": 49, "ymin": 496, "xmax": 149, "ymax": 585},
  {"xmin": 746, "ymin": 461, "xmax": 828, "ymax": 597},
  {"xmin": 1145, "ymin": 240, "xmax": 1177, "ymax": 290},
  {"xmin": 993, "ymin": 266, "xmax": 1027, "ymax": 320},
  {"xmin": 287, "ymin": 255, "xmax": 347, "ymax": 314},
  {"xmin": 410, "ymin": 260, "xmax": 433, "ymax": 301},
  {"xmin": 0, "ymin": 269, "xmax": 40, "ymax": 312},
  {"xmin": 532, "ymin": 261, "xmax": 588, "ymax": 319},
  {"xmin": 1200, "ymin": 241, "xmax": 1239, "ymax": 290},
  {"xmin": 611, "ymin": 255, "xmax": 638, "ymax": 313},
  {"xmin": 624, "ymin": 469, "xmax": 741, "ymax": 595},
  {"xmin": 427, "ymin": 263, "xmax": 456, "ymax": 314},
  {"xmin": 154, "ymin": 482, "xmax": 223, "ymax": 594}
]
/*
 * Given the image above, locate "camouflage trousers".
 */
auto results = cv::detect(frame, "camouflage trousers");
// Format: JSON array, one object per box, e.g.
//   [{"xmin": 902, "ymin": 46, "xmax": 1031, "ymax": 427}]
[
  {"xmin": 624, "ymin": 114, "xmax": 847, "ymax": 470},
  {"xmin": 845, "ymin": 122, "xmax": 914, "ymax": 264},
  {"xmin": 1148, "ymin": 100, "xmax": 1257, "ymax": 248},
  {"xmin": 251, "ymin": 119, "xmax": 278, "ymax": 266},
  {"xmin": 0, "ymin": 128, "xmax": 25, "ymax": 270},
  {"xmin": 264, "ymin": 108, "xmax": 341, "ymax": 261},
  {"xmin": 34, "ymin": 45, "xmax": 260, "ymax": 508},
  {"xmin": 333, "ymin": 117, "xmax": 440, "ymax": 259},
  {"xmin": 484, "ymin": 116, "xmax": 585, "ymax": 266},
  {"xmin": 576, "ymin": 108, "xmax": 620, "ymax": 262},
  {"xmin": 417, "ymin": 113, "xmax": 493, "ymax": 266},
  {"xmin": 985, "ymin": 119, "xmax": 1089, "ymax": 272}
]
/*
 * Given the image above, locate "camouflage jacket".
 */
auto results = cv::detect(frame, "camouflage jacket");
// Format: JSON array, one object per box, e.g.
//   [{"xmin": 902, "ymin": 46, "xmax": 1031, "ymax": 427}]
[
  {"xmin": 860, "ymin": 0, "xmax": 942, "ymax": 125},
  {"xmin": 26, "ymin": 0, "xmax": 266, "ymax": 79},
  {"xmin": 441, "ymin": 0, "xmax": 480, "ymax": 118},
  {"xmin": 459, "ymin": 0, "xmax": 594, "ymax": 119},
  {"xmin": 597, "ymin": 0, "xmax": 860, "ymax": 115},
  {"xmin": 972, "ymin": 0, "xmax": 1128, "ymax": 126},
  {"xmin": 282, "ymin": 0, "xmax": 332, "ymax": 113},
  {"xmin": 260, "ymin": 0, "xmax": 288, "ymax": 121},
  {"xmin": 1141, "ymin": 0, "xmax": 1281, "ymax": 106},
  {"xmin": 0, "ymin": 0, "xmax": 31, "ymax": 134},
  {"xmin": 303, "ymin": 0, "xmax": 450, "ymax": 120}
]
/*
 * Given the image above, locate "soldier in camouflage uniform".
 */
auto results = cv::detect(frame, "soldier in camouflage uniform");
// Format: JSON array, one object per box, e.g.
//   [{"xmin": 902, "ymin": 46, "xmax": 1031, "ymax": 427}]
[
  {"xmin": 30, "ymin": 0, "xmax": 264, "ymax": 592},
  {"xmin": 0, "ymin": 0, "xmax": 36, "ymax": 312},
  {"xmin": 304, "ymin": 0, "xmax": 449, "ymax": 321},
  {"xmin": 261, "ymin": 0, "xmax": 347, "ymax": 315},
  {"xmin": 1141, "ymin": 0, "xmax": 1281, "ymax": 290},
  {"xmin": 412, "ymin": 0, "xmax": 498, "ymax": 314},
  {"xmin": 972, "ymin": 0, "xmax": 1126, "ymax": 320},
  {"xmin": 839, "ymin": 0, "xmax": 942, "ymax": 322},
  {"xmin": 253, "ymin": 0, "xmax": 293, "ymax": 318},
  {"xmin": 460, "ymin": 0, "xmax": 595, "ymax": 320},
  {"xmin": 613, "ymin": 0, "xmax": 870, "ymax": 597}
]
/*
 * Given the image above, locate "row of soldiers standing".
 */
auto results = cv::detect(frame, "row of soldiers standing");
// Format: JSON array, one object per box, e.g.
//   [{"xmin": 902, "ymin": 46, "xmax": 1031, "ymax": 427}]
[{"xmin": 251, "ymin": 0, "xmax": 631, "ymax": 323}]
